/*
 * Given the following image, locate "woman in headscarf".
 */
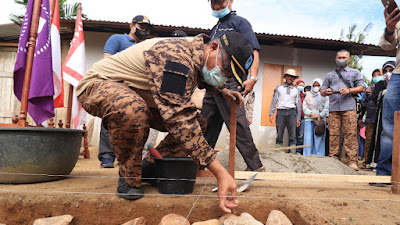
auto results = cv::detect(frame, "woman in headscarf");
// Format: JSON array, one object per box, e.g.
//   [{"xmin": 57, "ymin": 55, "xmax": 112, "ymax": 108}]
[{"xmin": 302, "ymin": 78, "xmax": 329, "ymax": 156}]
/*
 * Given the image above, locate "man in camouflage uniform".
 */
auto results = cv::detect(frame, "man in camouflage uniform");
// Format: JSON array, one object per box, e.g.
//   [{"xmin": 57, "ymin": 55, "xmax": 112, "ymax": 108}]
[{"xmin": 77, "ymin": 32, "xmax": 254, "ymax": 213}]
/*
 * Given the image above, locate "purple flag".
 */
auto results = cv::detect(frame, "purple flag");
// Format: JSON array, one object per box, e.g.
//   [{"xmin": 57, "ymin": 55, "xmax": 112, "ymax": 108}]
[{"xmin": 14, "ymin": 0, "xmax": 54, "ymax": 125}]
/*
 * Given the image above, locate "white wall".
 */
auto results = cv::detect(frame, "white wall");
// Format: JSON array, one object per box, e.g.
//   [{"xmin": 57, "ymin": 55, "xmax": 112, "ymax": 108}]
[{"xmin": 214, "ymin": 46, "xmax": 337, "ymax": 150}]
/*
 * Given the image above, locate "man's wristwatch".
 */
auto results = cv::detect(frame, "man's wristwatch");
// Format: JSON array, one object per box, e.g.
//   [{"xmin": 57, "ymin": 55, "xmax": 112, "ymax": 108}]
[
  {"xmin": 249, "ymin": 76, "xmax": 258, "ymax": 83},
  {"xmin": 385, "ymin": 27, "xmax": 395, "ymax": 37},
  {"xmin": 218, "ymin": 84, "xmax": 230, "ymax": 93}
]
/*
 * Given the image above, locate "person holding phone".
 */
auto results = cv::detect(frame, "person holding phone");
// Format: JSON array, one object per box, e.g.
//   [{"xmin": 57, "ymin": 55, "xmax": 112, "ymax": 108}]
[
  {"xmin": 320, "ymin": 50, "xmax": 365, "ymax": 171},
  {"xmin": 375, "ymin": 5, "xmax": 400, "ymax": 176}
]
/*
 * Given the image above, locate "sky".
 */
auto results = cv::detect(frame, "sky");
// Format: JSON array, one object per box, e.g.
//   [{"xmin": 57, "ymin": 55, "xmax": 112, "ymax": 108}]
[{"xmin": 0, "ymin": 0, "xmax": 395, "ymax": 81}]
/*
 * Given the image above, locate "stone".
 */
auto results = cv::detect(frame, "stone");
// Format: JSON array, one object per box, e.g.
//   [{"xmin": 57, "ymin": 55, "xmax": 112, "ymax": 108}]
[
  {"xmin": 218, "ymin": 214, "xmax": 237, "ymax": 224},
  {"xmin": 192, "ymin": 219, "xmax": 219, "ymax": 225},
  {"xmin": 158, "ymin": 214, "xmax": 189, "ymax": 225},
  {"xmin": 239, "ymin": 213, "xmax": 263, "ymax": 225},
  {"xmin": 224, "ymin": 213, "xmax": 263, "ymax": 225},
  {"xmin": 122, "ymin": 216, "xmax": 147, "ymax": 225},
  {"xmin": 33, "ymin": 215, "xmax": 73, "ymax": 225},
  {"xmin": 265, "ymin": 210, "xmax": 293, "ymax": 225}
]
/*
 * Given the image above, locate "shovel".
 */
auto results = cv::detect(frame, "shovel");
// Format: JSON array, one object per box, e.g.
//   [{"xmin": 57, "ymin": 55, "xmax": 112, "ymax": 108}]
[{"xmin": 211, "ymin": 172, "xmax": 258, "ymax": 193}]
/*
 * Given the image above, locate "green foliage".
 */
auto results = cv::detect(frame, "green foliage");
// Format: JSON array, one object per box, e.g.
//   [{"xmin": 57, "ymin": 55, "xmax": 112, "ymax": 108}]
[
  {"xmin": 9, "ymin": 0, "xmax": 88, "ymax": 24},
  {"xmin": 340, "ymin": 23, "xmax": 373, "ymax": 85}
]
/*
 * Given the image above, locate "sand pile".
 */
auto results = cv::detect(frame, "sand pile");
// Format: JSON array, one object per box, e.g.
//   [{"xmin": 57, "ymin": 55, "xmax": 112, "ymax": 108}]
[{"xmin": 217, "ymin": 150, "xmax": 361, "ymax": 175}]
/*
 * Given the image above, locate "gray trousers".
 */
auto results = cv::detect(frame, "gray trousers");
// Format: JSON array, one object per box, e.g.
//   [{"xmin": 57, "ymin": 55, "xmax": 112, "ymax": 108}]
[
  {"xmin": 201, "ymin": 81, "xmax": 263, "ymax": 170},
  {"xmin": 276, "ymin": 109, "xmax": 297, "ymax": 146},
  {"xmin": 98, "ymin": 123, "xmax": 115, "ymax": 161}
]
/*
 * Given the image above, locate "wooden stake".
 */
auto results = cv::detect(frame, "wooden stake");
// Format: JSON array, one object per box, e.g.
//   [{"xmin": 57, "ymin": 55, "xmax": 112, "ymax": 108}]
[
  {"xmin": 228, "ymin": 99, "xmax": 237, "ymax": 178},
  {"xmin": 65, "ymin": 84, "xmax": 73, "ymax": 128},
  {"xmin": 18, "ymin": 0, "xmax": 43, "ymax": 127},
  {"xmin": 392, "ymin": 111, "xmax": 400, "ymax": 194}
]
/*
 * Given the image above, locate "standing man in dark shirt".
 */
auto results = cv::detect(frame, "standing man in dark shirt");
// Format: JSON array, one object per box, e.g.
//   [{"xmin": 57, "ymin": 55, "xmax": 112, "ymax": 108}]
[
  {"xmin": 202, "ymin": 0, "xmax": 264, "ymax": 171},
  {"xmin": 98, "ymin": 15, "xmax": 152, "ymax": 168}
]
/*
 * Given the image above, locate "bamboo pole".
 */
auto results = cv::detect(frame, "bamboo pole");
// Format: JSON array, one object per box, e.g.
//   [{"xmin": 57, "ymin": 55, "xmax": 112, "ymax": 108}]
[
  {"xmin": 391, "ymin": 111, "xmax": 400, "ymax": 194},
  {"xmin": 18, "ymin": 0, "xmax": 43, "ymax": 127}
]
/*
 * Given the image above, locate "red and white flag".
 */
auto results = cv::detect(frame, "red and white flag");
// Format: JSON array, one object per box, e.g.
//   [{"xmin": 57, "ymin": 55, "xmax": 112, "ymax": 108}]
[
  {"xmin": 62, "ymin": 6, "xmax": 87, "ymax": 129},
  {"xmin": 51, "ymin": 0, "xmax": 63, "ymax": 108}
]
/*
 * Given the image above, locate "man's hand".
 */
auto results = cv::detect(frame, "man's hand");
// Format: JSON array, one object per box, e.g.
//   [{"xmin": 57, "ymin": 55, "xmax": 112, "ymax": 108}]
[
  {"xmin": 241, "ymin": 79, "xmax": 256, "ymax": 95},
  {"xmin": 385, "ymin": 6, "xmax": 400, "ymax": 35},
  {"xmin": 247, "ymin": 118, "xmax": 252, "ymax": 125},
  {"xmin": 221, "ymin": 89, "xmax": 243, "ymax": 108},
  {"xmin": 339, "ymin": 88, "xmax": 351, "ymax": 96},
  {"xmin": 269, "ymin": 115, "xmax": 274, "ymax": 123},
  {"xmin": 310, "ymin": 113, "xmax": 319, "ymax": 120},
  {"xmin": 324, "ymin": 88, "xmax": 333, "ymax": 96},
  {"xmin": 358, "ymin": 119, "xmax": 363, "ymax": 128},
  {"xmin": 296, "ymin": 120, "xmax": 301, "ymax": 127},
  {"xmin": 207, "ymin": 159, "xmax": 239, "ymax": 213}
]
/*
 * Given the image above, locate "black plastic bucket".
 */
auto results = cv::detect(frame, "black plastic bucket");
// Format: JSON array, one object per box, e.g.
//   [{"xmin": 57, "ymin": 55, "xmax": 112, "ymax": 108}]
[{"xmin": 155, "ymin": 157, "xmax": 197, "ymax": 194}]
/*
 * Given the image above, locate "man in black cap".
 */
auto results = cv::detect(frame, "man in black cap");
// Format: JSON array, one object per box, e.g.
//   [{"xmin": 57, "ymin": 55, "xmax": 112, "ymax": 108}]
[
  {"xmin": 98, "ymin": 15, "xmax": 153, "ymax": 168},
  {"xmin": 77, "ymin": 32, "xmax": 254, "ymax": 212},
  {"xmin": 202, "ymin": 0, "xmax": 264, "ymax": 172}
]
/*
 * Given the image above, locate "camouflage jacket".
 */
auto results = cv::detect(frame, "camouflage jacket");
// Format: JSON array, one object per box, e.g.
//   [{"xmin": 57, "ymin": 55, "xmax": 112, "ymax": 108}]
[{"xmin": 144, "ymin": 34, "xmax": 216, "ymax": 167}]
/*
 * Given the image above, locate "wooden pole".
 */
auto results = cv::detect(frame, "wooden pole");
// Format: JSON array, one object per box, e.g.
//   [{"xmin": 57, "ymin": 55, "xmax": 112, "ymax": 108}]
[
  {"xmin": 391, "ymin": 111, "xmax": 400, "ymax": 194},
  {"xmin": 228, "ymin": 100, "xmax": 237, "ymax": 178},
  {"xmin": 18, "ymin": 0, "xmax": 43, "ymax": 127},
  {"xmin": 65, "ymin": 84, "xmax": 73, "ymax": 128}
]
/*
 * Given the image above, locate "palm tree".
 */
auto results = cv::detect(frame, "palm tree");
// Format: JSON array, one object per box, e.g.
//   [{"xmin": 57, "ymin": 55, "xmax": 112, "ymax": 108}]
[
  {"xmin": 9, "ymin": 0, "xmax": 88, "ymax": 24},
  {"xmin": 340, "ymin": 23, "xmax": 373, "ymax": 86}
]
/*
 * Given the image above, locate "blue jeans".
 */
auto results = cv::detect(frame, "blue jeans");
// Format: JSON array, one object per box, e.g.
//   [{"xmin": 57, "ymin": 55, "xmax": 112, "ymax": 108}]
[
  {"xmin": 296, "ymin": 119, "xmax": 305, "ymax": 153},
  {"xmin": 303, "ymin": 121, "xmax": 326, "ymax": 156},
  {"xmin": 376, "ymin": 74, "xmax": 400, "ymax": 175}
]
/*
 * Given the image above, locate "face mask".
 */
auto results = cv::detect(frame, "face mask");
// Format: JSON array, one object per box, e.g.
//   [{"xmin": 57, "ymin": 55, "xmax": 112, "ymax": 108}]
[
  {"xmin": 373, "ymin": 76, "xmax": 385, "ymax": 84},
  {"xmin": 202, "ymin": 45, "xmax": 228, "ymax": 86},
  {"xmin": 336, "ymin": 59, "xmax": 348, "ymax": 68},
  {"xmin": 212, "ymin": 0, "xmax": 231, "ymax": 18},
  {"xmin": 312, "ymin": 87, "xmax": 320, "ymax": 93},
  {"xmin": 297, "ymin": 86, "xmax": 304, "ymax": 92},
  {"xmin": 134, "ymin": 28, "xmax": 148, "ymax": 41}
]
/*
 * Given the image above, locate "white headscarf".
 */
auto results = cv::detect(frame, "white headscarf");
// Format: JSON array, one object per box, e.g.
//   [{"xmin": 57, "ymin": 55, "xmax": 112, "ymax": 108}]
[{"xmin": 305, "ymin": 78, "xmax": 328, "ymax": 112}]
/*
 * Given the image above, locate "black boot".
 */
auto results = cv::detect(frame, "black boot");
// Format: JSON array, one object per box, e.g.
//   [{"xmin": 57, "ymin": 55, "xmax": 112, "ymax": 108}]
[
  {"xmin": 141, "ymin": 160, "xmax": 158, "ymax": 187},
  {"xmin": 116, "ymin": 174, "xmax": 144, "ymax": 200}
]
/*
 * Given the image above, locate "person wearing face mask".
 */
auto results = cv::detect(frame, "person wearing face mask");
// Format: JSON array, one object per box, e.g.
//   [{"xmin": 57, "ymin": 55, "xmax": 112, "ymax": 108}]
[
  {"xmin": 296, "ymin": 80, "xmax": 306, "ymax": 155},
  {"xmin": 358, "ymin": 69, "xmax": 381, "ymax": 168},
  {"xmin": 269, "ymin": 70, "xmax": 302, "ymax": 152},
  {"xmin": 76, "ymin": 32, "xmax": 254, "ymax": 213},
  {"xmin": 97, "ymin": 15, "xmax": 153, "ymax": 169},
  {"xmin": 303, "ymin": 78, "xmax": 329, "ymax": 156},
  {"xmin": 321, "ymin": 49, "xmax": 365, "ymax": 171},
  {"xmin": 202, "ymin": 0, "xmax": 264, "ymax": 172}
]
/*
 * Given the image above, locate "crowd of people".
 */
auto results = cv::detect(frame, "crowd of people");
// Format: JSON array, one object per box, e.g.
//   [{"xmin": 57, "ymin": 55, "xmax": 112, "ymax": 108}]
[
  {"xmin": 269, "ymin": 57, "xmax": 396, "ymax": 172},
  {"xmin": 75, "ymin": 0, "xmax": 400, "ymax": 213}
]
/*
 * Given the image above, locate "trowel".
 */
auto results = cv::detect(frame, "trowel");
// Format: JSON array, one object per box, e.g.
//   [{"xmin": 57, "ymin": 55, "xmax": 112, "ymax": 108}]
[{"xmin": 211, "ymin": 172, "xmax": 258, "ymax": 193}]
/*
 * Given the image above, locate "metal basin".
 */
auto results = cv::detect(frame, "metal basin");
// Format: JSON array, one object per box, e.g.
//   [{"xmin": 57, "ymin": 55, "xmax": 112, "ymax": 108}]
[{"xmin": 0, "ymin": 127, "xmax": 86, "ymax": 184}]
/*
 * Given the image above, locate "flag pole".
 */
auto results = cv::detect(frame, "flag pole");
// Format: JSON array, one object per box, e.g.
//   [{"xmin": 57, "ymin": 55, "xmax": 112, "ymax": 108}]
[
  {"xmin": 65, "ymin": 3, "xmax": 82, "ymax": 129},
  {"xmin": 18, "ymin": 0, "xmax": 43, "ymax": 127}
]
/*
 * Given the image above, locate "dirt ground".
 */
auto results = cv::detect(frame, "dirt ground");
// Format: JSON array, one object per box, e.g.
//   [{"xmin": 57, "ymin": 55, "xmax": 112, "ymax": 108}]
[{"xmin": 0, "ymin": 148, "xmax": 400, "ymax": 225}]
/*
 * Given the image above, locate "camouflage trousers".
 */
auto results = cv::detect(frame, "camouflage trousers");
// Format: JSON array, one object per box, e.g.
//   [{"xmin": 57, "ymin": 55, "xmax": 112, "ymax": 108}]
[
  {"xmin": 328, "ymin": 111, "xmax": 358, "ymax": 163},
  {"xmin": 78, "ymin": 81, "xmax": 207, "ymax": 187},
  {"xmin": 364, "ymin": 122, "xmax": 375, "ymax": 161}
]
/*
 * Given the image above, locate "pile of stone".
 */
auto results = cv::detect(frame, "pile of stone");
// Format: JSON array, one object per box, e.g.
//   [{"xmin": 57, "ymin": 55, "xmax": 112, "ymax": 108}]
[{"xmin": 28, "ymin": 210, "xmax": 292, "ymax": 225}]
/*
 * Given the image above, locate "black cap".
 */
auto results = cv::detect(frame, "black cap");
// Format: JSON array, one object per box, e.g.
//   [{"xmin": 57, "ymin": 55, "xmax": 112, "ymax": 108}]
[
  {"xmin": 382, "ymin": 61, "xmax": 395, "ymax": 70},
  {"xmin": 171, "ymin": 30, "xmax": 188, "ymax": 37},
  {"xmin": 219, "ymin": 32, "xmax": 254, "ymax": 86},
  {"xmin": 132, "ymin": 15, "xmax": 152, "ymax": 28},
  {"xmin": 304, "ymin": 86, "xmax": 311, "ymax": 92}
]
